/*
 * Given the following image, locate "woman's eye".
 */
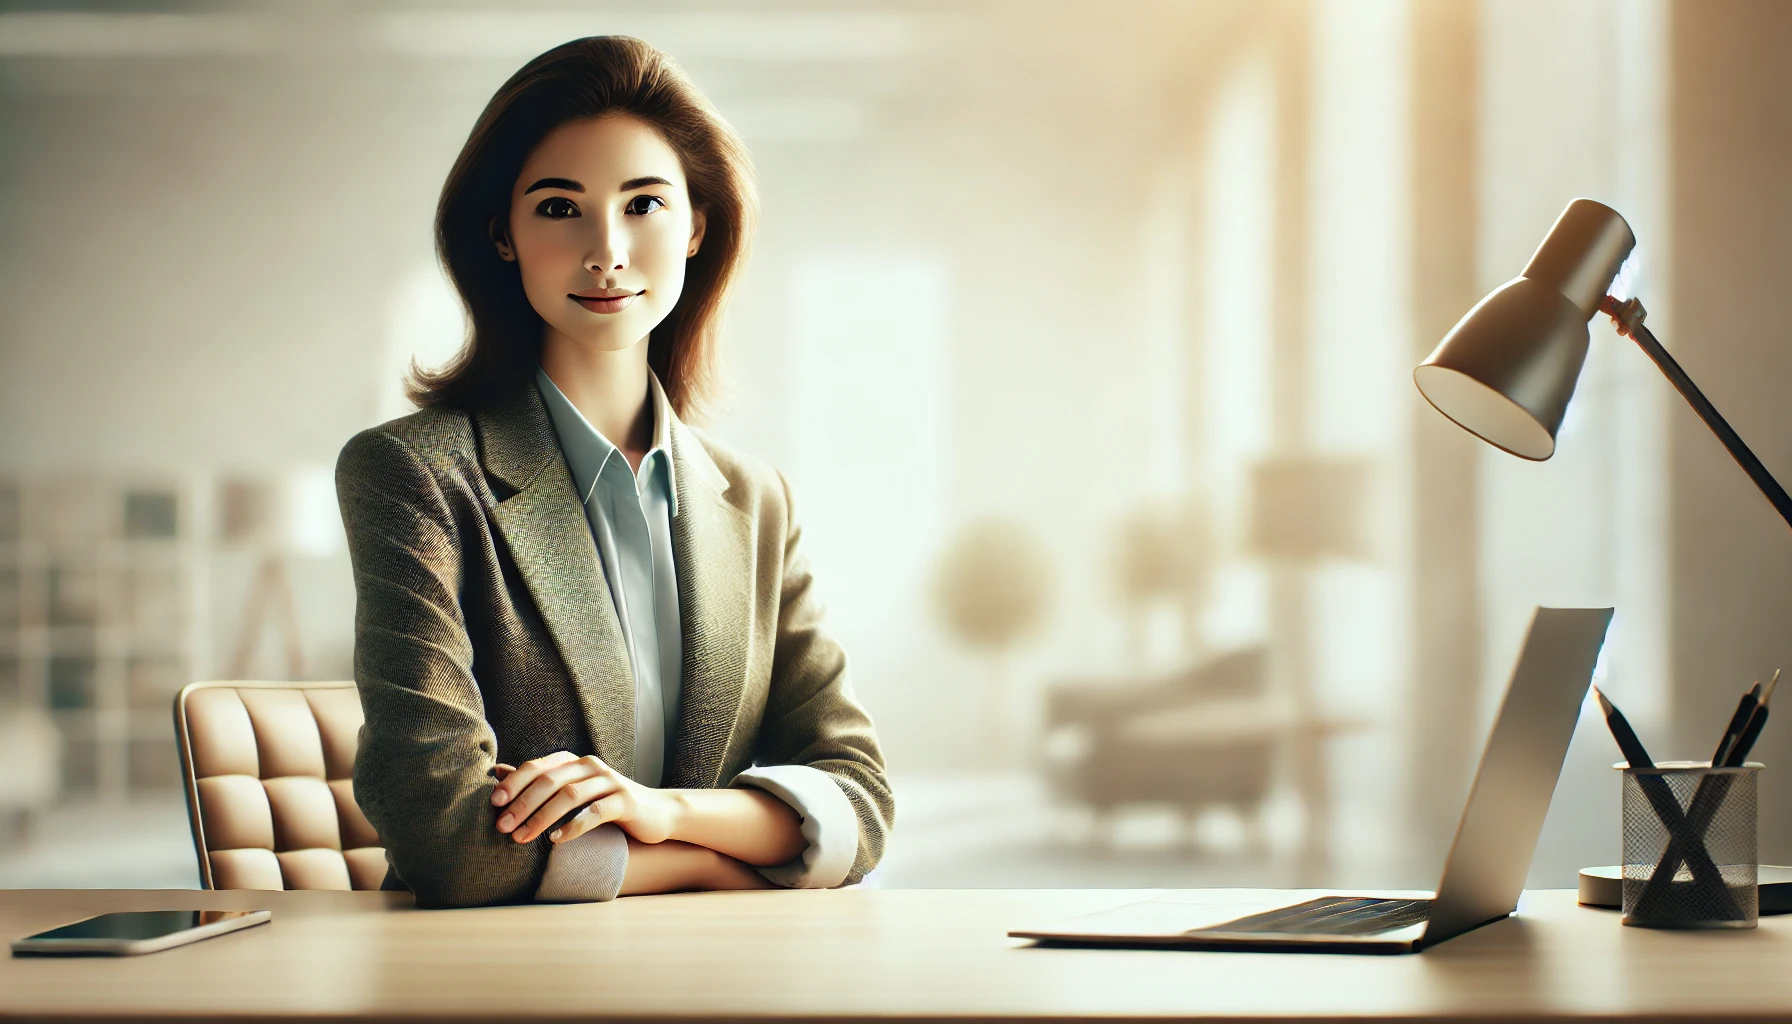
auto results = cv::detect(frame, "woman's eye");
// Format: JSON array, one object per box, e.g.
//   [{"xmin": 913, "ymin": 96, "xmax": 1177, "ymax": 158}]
[
  {"xmin": 626, "ymin": 195, "xmax": 667, "ymax": 215},
  {"xmin": 536, "ymin": 197, "xmax": 579, "ymax": 219}
]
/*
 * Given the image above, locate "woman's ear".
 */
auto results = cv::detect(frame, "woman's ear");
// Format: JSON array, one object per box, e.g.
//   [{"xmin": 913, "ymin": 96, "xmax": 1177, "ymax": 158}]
[
  {"xmin": 490, "ymin": 216, "xmax": 517, "ymax": 262},
  {"xmin": 687, "ymin": 208, "xmax": 707, "ymax": 259}
]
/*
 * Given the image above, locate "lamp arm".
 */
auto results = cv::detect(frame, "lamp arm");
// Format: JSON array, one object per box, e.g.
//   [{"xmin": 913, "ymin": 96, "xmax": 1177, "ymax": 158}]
[{"xmin": 1603, "ymin": 296, "xmax": 1792, "ymax": 533}]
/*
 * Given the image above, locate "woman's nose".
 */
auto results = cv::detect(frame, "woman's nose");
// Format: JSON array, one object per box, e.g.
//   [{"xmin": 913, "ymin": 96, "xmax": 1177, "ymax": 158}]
[{"xmin": 585, "ymin": 216, "xmax": 627, "ymax": 273}]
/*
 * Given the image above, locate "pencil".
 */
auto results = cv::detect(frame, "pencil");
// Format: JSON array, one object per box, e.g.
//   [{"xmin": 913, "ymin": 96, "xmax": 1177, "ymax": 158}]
[
  {"xmin": 1668, "ymin": 673, "xmax": 1772, "ymax": 861},
  {"xmin": 1711, "ymin": 680, "xmax": 1763, "ymax": 768},
  {"xmin": 1724, "ymin": 668, "xmax": 1778, "ymax": 767},
  {"xmin": 1593, "ymin": 686, "xmax": 1655, "ymax": 770}
]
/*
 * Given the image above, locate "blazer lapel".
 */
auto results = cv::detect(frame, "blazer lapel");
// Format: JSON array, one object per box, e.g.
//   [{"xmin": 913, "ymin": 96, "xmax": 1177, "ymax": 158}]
[
  {"xmin": 477, "ymin": 383, "xmax": 636, "ymax": 779},
  {"xmin": 662, "ymin": 415, "xmax": 755, "ymax": 789}
]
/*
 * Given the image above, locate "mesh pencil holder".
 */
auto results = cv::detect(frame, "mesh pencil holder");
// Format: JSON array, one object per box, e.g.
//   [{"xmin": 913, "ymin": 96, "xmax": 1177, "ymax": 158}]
[{"xmin": 1618, "ymin": 760, "xmax": 1761, "ymax": 929}]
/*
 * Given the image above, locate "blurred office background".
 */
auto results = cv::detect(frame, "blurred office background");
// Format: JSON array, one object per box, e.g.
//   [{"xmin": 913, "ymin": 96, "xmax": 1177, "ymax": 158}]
[{"xmin": 2, "ymin": 0, "xmax": 1790, "ymax": 893}]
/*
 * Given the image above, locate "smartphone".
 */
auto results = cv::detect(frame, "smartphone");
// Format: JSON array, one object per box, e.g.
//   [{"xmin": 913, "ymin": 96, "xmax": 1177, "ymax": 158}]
[{"xmin": 11, "ymin": 909, "xmax": 270, "ymax": 956}]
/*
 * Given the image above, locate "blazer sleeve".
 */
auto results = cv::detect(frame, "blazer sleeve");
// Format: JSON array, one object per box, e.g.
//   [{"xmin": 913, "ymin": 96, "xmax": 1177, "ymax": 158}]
[
  {"xmin": 336, "ymin": 427, "xmax": 546, "ymax": 908},
  {"xmin": 743, "ymin": 470, "xmax": 895, "ymax": 886}
]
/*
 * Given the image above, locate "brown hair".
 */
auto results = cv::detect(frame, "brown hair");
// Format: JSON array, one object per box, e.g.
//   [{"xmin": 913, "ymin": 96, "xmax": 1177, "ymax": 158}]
[{"xmin": 408, "ymin": 36, "xmax": 756, "ymax": 416}]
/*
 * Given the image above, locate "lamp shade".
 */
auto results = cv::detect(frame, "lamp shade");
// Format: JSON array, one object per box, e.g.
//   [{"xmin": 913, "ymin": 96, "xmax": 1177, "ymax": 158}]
[{"xmin": 1414, "ymin": 198, "xmax": 1636, "ymax": 460}]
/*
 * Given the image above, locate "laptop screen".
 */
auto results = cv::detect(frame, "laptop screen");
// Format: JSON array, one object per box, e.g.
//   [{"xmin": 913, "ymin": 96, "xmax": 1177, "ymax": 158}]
[{"xmin": 1424, "ymin": 606, "xmax": 1612, "ymax": 946}]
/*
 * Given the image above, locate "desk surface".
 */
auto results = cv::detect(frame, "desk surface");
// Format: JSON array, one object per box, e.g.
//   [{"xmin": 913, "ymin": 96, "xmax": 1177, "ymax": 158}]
[{"xmin": 3, "ymin": 887, "xmax": 1789, "ymax": 1022}]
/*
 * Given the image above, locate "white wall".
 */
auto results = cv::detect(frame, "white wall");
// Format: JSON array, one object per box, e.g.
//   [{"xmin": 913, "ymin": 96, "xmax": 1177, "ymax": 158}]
[
  {"xmin": 1475, "ymin": 0, "xmax": 1671, "ymax": 887},
  {"xmin": 0, "ymin": 10, "xmax": 1200, "ymax": 773}
]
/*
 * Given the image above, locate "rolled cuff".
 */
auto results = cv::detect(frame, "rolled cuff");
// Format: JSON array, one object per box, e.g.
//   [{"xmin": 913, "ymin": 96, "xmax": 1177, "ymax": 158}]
[
  {"xmin": 731, "ymin": 764, "xmax": 859, "ymax": 889},
  {"xmin": 534, "ymin": 822, "xmax": 629, "ymax": 902}
]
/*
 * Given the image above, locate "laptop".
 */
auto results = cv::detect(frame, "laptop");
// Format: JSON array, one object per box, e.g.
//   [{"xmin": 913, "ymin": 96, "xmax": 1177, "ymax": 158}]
[{"xmin": 1009, "ymin": 606, "xmax": 1612, "ymax": 954}]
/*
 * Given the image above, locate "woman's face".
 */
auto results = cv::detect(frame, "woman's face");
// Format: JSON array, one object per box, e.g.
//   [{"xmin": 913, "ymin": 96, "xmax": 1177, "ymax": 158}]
[{"xmin": 494, "ymin": 112, "xmax": 706, "ymax": 354}]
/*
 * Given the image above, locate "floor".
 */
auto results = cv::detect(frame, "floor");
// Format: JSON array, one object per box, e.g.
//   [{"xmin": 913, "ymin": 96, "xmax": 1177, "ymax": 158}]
[{"xmin": 0, "ymin": 772, "xmax": 1412, "ymax": 891}]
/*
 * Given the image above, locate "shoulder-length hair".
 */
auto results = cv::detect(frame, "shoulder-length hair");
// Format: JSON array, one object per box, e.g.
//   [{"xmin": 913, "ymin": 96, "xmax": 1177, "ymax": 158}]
[{"xmin": 409, "ymin": 36, "xmax": 756, "ymax": 417}]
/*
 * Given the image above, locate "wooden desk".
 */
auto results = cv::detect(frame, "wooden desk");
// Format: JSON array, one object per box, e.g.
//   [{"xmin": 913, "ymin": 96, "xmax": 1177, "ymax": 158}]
[{"xmin": 3, "ymin": 887, "xmax": 1789, "ymax": 1022}]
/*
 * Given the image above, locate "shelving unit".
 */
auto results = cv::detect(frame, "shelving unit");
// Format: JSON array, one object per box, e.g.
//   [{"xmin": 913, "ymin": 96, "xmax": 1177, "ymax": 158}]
[{"xmin": 0, "ymin": 475, "xmax": 206, "ymax": 802}]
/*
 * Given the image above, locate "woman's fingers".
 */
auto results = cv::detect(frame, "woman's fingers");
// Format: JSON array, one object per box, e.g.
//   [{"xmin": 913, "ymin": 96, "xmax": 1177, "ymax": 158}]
[
  {"xmin": 518, "ymin": 776, "xmax": 623, "ymax": 844},
  {"xmin": 499, "ymin": 758, "xmax": 610, "ymax": 838},
  {"xmin": 552, "ymin": 792, "xmax": 629, "ymax": 844},
  {"xmin": 498, "ymin": 760, "xmax": 586, "ymax": 835},
  {"xmin": 492, "ymin": 750, "xmax": 575, "ymax": 807},
  {"xmin": 493, "ymin": 763, "xmax": 515, "ymax": 780},
  {"xmin": 491, "ymin": 750, "xmax": 576, "ymax": 808}
]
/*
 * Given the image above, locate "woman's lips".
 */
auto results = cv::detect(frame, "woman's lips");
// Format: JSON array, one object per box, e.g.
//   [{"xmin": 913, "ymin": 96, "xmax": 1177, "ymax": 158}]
[{"xmin": 572, "ymin": 293, "xmax": 636, "ymax": 314}]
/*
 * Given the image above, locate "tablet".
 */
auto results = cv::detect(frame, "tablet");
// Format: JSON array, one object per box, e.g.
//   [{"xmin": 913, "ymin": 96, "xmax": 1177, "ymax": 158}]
[{"xmin": 11, "ymin": 909, "xmax": 271, "ymax": 956}]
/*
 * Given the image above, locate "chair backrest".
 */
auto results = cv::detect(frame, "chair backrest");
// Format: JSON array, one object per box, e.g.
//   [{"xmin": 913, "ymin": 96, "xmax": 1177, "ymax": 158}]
[{"xmin": 174, "ymin": 680, "xmax": 385, "ymax": 891}]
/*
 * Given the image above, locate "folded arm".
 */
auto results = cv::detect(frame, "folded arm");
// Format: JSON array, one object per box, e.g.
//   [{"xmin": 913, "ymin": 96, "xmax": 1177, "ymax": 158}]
[
  {"xmin": 492, "ymin": 753, "xmax": 807, "ymax": 867},
  {"xmin": 338, "ymin": 428, "xmax": 546, "ymax": 908},
  {"xmin": 492, "ymin": 755, "xmax": 856, "ymax": 894},
  {"xmin": 534, "ymin": 824, "xmax": 771, "ymax": 901},
  {"xmin": 497, "ymin": 756, "xmax": 790, "ymax": 902},
  {"xmin": 620, "ymin": 838, "xmax": 775, "ymax": 895},
  {"xmin": 743, "ymin": 471, "xmax": 895, "ymax": 886}
]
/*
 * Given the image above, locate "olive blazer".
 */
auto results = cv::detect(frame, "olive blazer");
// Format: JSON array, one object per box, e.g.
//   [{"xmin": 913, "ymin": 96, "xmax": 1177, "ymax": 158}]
[{"xmin": 335, "ymin": 381, "xmax": 893, "ymax": 908}]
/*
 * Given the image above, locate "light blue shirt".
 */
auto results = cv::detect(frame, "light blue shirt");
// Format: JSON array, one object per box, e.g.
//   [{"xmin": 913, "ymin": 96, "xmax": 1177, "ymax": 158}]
[
  {"xmin": 536, "ymin": 366, "xmax": 683, "ymax": 788},
  {"xmin": 531, "ymin": 367, "xmax": 863, "ymax": 902}
]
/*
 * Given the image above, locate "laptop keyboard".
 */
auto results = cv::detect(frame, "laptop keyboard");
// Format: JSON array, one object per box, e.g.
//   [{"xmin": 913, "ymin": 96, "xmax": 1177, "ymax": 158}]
[{"xmin": 1191, "ymin": 897, "xmax": 1432, "ymax": 936}]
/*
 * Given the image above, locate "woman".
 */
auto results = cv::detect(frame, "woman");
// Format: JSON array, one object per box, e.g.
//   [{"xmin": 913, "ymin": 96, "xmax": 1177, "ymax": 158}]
[{"xmin": 336, "ymin": 36, "xmax": 892, "ymax": 908}]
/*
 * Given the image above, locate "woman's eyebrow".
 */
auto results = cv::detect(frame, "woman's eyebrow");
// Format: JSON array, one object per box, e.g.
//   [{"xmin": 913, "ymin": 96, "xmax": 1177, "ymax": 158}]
[
  {"xmin": 620, "ymin": 176, "xmax": 674, "ymax": 191},
  {"xmin": 523, "ymin": 177, "xmax": 583, "ymax": 194}
]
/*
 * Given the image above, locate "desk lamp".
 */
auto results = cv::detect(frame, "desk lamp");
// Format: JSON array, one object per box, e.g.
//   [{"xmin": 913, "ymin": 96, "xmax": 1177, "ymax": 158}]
[
  {"xmin": 1414, "ymin": 197, "xmax": 1792, "ymax": 912},
  {"xmin": 1414, "ymin": 197, "xmax": 1792, "ymax": 530}
]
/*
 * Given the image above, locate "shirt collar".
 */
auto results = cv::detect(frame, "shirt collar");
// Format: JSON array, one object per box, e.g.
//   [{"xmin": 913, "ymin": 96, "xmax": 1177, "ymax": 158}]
[{"xmin": 535, "ymin": 365, "xmax": 679, "ymax": 516}]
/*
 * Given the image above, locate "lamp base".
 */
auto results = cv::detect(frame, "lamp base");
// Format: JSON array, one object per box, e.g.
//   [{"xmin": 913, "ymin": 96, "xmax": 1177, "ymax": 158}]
[{"xmin": 1577, "ymin": 864, "xmax": 1792, "ymax": 914}]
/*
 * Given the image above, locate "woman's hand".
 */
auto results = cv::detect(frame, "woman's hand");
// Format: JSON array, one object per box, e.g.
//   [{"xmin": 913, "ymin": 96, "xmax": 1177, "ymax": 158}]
[{"xmin": 490, "ymin": 751, "xmax": 679, "ymax": 846}]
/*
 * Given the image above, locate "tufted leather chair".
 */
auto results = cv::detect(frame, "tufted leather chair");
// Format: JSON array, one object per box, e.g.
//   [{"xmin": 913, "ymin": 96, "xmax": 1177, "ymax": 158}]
[{"xmin": 174, "ymin": 680, "xmax": 386, "ymax": 890}]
